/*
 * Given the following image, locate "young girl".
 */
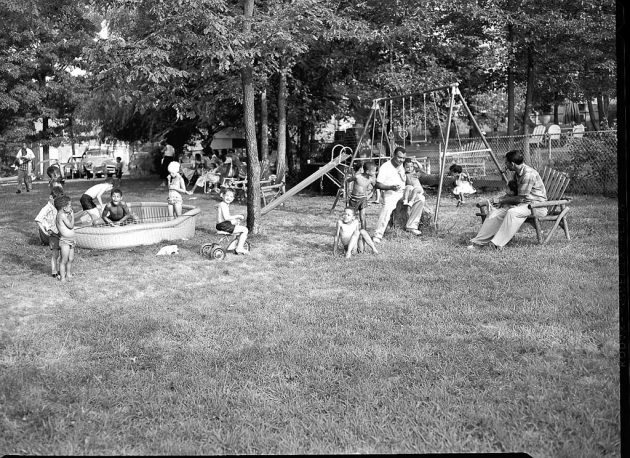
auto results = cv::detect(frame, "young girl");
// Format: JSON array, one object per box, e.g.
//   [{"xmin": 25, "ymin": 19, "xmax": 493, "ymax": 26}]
[
  {"xmin": 166, "ymin": 161, "xmax": 192, "ymax": 218},
  {"xmin": 449, "ymin": 164, "xmax": 476, "ymax": 207},
  {"xmin": 54, "ymin": 195, "xmax": 75, "ymax": 282},
  {"xmin": 216, "ymin": 188, "xmax": 250, "ymax": 255}
]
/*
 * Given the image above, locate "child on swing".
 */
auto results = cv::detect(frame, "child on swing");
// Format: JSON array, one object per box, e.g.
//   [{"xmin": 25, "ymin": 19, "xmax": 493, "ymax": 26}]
[
  {"xmin": 333, "ymin": 206, "xmax": 378, "ymax": 259},
  {"xmin": 216, "ymin": 188, "xmax": 250, "ymax": 255},
  {"xmin": 402, "ymin": 158, "xmax": 425, "ymax": 206},
  {"xmin": 449, "ymin": 163, "xmax": 476, "ymax": 207}
]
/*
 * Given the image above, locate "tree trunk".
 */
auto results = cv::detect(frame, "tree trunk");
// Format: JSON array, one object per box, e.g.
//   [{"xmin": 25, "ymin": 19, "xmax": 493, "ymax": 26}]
[
  {"xmin": 507, "ymin": 65, "xmax": 515, "ymax": 136},
  {"xmin": 242, "ymin": 0, "xmax": 261, "ymax": 234},
  {"xmin": 587, "ymin": 99, "xmax": 600, "ymax": 130},
  {"xmin": 260, "ymin": 87, "xmax": 269, "ymax": 174},
  {"xmin": 597, "ymin": 93, "xmax": 608, "ymax": 129},
  {"xmin": 521, "ymin": 47, "xmax": 535, "ymax": 165},
  {"xmin": 553, "ymin": 102, "xmax": 559, "ymax": 125},
  {"xmin": 276, "ymin": 70, "xmax": 287, "ymax": 183}
]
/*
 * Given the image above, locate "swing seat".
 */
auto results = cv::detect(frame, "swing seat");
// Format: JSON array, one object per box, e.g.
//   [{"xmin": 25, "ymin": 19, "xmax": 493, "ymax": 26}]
[{"xmin": 475, "ymin": 167, "xmax": 571, "ymax": 245}]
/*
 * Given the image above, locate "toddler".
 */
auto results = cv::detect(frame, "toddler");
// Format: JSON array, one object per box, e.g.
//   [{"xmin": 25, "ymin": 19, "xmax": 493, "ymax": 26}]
[
  {"xmin": 54, "ymin": 195, "xmax": 75, "ymax": 282},
  {"xmin": 449, "ymin": 163, "xmax": 476, "ymax": 207},
  {"xmin": 216, "ymin": 188, "xmax": 249, "ymax": 255},
  {"xmin": 402, "ymin": 158, "xmax": 424, "ymax": 206},
  {"xmin": 333, "ymin": 207, "xmax": 378, "ymax": 259},
  {"xmin": 166, "ymin": 161, "xmax": 192, "ymax": 218}
]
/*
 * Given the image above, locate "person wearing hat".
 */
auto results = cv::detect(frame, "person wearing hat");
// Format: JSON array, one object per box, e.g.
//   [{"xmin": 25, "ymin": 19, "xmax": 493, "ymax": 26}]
[{"xmin": 166, "ymin": 160, "xmax": 192, "ymax": 218}]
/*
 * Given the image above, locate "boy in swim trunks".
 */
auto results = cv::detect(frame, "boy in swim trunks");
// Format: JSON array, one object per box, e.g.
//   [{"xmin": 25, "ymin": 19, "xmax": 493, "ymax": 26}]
[
  {"xmin": 35, "ymin": 186, "xmax": 65, "ymax": 279},
  {"xmin": 54, "ymin": 195, "xmax": 75, "ymax": 282},
  {"xmin": 345, "ymin": 161, "xmax": 377, "ymax": 230},
  {"xmin": 101, "ymin": 188, "xmax": 135, "ymax": 226},
  {"xmin": 333, "ymin": 207, "xmax": 378, "ymax": 259}
]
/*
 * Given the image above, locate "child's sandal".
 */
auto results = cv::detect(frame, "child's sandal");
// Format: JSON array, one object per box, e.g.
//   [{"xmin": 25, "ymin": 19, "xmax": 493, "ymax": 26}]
[{"xmin": 52, "ymin": 273, "xmax": 61, "ymax": 280}]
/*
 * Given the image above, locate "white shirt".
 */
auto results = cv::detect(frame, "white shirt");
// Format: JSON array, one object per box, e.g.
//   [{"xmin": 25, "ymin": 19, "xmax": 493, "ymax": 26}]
[
  {"xmin": 16, "ymin": 147, "xmax": 35, "ymax": 162},
  {"xmin": 84, "ymin": 183, "xmax": 113, "ymax": 198},
  {"xmin": 376, "ymin": 160, "xmax": 406, "ymax": 194}
]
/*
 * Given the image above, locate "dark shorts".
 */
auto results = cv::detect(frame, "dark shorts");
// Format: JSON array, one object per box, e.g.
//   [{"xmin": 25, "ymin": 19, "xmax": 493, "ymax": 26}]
[
  {"xmin": 80, "ymin": 194, "xmax": 96, "ymax": 210},
  {"xmin": 348, "ymin": 195, "xmax": 367, "ymax": 212},
  {"xmin": 216, "ymin": 220, "xmax": 236, "ymax": 233},
  {"xmin": 49, "ymin": 232, "xmax": 60, "ymax": 251}
]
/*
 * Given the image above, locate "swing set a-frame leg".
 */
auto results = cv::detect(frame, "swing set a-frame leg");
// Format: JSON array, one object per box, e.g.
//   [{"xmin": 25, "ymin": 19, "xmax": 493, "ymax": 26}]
[{"xmin": 329, "ymin": 187, "xmax": 345, "ymax": 214}]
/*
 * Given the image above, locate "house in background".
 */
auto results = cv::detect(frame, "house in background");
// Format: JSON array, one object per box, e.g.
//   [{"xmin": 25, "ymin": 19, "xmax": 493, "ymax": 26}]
[{"xmin": 210, "ymin": 127, "xmax": 246, "ymax": 151}]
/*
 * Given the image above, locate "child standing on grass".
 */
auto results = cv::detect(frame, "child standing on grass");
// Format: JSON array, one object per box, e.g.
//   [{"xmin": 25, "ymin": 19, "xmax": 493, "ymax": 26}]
[
  {"xmin": 35, "ymin": 186, "xmax": 65, "ymax": 279},
  {"xmin": 216, "ymin": 188, "xmax": 249, "ymax": 255},
  {"xmin": 346, "ymin": 161, "xmax": 377, "ymax": 230},
  {"xmin": 449, "ymin": 163, "xmax": 476, "ymax": 207},
  {"xmin": 166, "ymin": 161, "xmax": 192, "ymax": 218},
  {"xmin": 402, "ymin": 158, "xmax": 425, "ymax": 206},
  {"xmin": 54, "ymin": 195, "xmax": 75, "ymax": 282},
  {"xmin": 101, "ymin": 188, "xmax": 135, "ymax": 226},
  {"xmin": 333, "ymin": 207, "xmax": 378, "ymax": 259},
  {"xmin": 113, "ymin": 157, "xmax": 123, "ymax": 187}
]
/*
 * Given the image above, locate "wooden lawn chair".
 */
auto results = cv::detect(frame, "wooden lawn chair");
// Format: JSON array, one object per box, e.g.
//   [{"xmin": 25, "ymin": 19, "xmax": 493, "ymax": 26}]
[
  {"xmin": 546, "ymin": 124, "xmax": 562, "ymax": 147},
  {"xmin": 528, "ymin": 125, "xmax": 547, "ymax": 148},
  {"xmin": 475, "ymin": 166, "xmax": 571, "ymax": 245}
]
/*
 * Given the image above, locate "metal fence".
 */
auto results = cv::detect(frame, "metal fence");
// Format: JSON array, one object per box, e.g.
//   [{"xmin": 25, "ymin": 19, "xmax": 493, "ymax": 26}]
[{"xmin": 478, "ymin": 130, "xmax": 618, "ymax": 197}]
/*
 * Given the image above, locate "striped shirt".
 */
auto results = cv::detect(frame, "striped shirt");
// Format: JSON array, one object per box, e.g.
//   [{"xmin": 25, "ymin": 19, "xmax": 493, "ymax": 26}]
[{"xmin": 516, "ymin": 164, "xmax": 547, "ymax": 203}]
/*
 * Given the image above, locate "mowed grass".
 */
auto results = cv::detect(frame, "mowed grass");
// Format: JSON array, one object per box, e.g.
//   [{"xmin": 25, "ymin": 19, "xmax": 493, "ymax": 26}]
[{"xmin": 0, "ymin": 176, "xmax": 619, "ymax": 456}]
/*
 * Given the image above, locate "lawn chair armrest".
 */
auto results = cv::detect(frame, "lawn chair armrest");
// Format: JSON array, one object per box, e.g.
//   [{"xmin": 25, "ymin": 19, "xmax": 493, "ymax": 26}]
[{"xmin": 528, "ymin": 199, "xmax": 570, "ymax": 209}]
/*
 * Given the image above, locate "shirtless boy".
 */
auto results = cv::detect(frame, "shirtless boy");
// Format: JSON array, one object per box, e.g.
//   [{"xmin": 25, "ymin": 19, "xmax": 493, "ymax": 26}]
[
  {"xmin": 333, "ymin": 207, "xmax": 378, "ymax": 259},
  {"xmin": 346, "ymin": 161, "xmax": 377, "ymax": 230},
  {"xmin": 101, "ymin": 188, "xmax": 135, "ymax": 226},
  {"xmin": 54, "ymin": 195, "xmax": 75, "ymax": 282}
]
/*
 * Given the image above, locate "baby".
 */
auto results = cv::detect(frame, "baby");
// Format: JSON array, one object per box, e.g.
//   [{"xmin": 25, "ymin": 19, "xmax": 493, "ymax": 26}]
[
  {"xmin": 402, "ymin": 158, "xmax": 424, "ymax": 206},
  {"xmin": 333, "ymin": 207, "xmax": 378, "ymax": 259}
]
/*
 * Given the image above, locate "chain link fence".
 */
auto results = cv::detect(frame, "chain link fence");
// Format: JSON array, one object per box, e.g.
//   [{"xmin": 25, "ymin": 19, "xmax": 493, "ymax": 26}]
[{"xmin": 479, "ymin": 130, "xmax": 618, "ymax": 197}]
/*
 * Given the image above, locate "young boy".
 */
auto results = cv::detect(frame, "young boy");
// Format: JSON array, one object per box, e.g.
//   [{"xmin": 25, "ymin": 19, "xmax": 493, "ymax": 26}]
[
  {"xmin": 333, "ymin": 207, "xmax": 378, "ymax": 259},
  {"xmin": 101, "ymin": 188, "xmax": 135, "ymax": 226},
  {"xmin": 402, "ymin": 158, "xmax": 425, "ymax": 206},
  {"xmin": 346, "ymin": 161, "xmax": 377, "ymax": 230},
  {"xmin": 35, "ymin": 186, "xmax": 65, "ymax": 279},
  {"xmin": 113, "ymin": 157, "xmax": 123, "ymax": 187},
  {"xmin": 54, "ymin": 195, "xmax": 75, "ymax": 282},
  {"xmin": 216, "ymin": 188, "xmax": 249, "ymax": 255}
]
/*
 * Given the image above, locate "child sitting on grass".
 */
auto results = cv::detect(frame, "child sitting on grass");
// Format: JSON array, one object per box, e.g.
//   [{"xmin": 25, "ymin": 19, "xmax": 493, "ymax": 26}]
[
  {"xmin": 216, "ymin": 188, "xmax": 250, "ymax": 255},
  {"xmin": 333, "ymin": 207, "xmax": 378, "ymax": 259},
  {"xmin": 402, "ymin": 158, "xmax": 425, "ymax": 206},
  {"xmin": 54, "ymin": 195, "xmax": 75, "ymax": 282},
  {"xmin": 35, "ymin": 186, "xmax": 65, "ymax": 279},
  {"xmin": 101, "ymin": 188, "xmax": 135, "ymax": 226}
]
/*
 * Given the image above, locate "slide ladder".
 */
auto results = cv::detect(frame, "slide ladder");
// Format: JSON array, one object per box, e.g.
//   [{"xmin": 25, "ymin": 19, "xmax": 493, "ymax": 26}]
[{"xmin": 261, "ymin": 152, "xmax": 352, "ymax": 215}]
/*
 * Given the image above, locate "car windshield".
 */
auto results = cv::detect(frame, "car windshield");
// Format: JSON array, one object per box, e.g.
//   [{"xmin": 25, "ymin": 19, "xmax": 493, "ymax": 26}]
[{"xmin": 85, "ymin": 150, "xmax": 111, "ymax": 157}]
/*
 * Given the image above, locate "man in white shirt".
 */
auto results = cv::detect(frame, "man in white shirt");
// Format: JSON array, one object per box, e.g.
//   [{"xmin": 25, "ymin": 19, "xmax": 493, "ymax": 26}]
[
  {"xmin": 373, "ymin": 147, "xmax": 424, "ymax": 243},
  {"xmin": 15, "ymin": 143, "xmax": 35, "ymax": 193}
]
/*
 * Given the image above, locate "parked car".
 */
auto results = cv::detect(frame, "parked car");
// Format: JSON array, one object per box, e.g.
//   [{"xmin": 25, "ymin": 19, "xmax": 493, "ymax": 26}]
[
  {"xmin": 82, "ymin": 149, "xmax": 116, "ymax": 178},
  {"xmin": 62, "ymin": 154, "xmax": 86, "ymax": 179}
]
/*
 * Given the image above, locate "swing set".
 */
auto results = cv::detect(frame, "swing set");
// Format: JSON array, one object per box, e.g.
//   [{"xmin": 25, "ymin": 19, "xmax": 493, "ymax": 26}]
[{"xmin": 334, "ymin": 83, "xmax": 509, "ymax": 229}]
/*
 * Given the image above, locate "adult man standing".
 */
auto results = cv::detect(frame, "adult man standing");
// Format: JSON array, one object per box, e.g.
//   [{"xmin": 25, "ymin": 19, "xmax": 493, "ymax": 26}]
[
  {"xmin": 468, "ymin": 149, "xmax": 547, "ymax": 250},
  {"xmin": 15, "ymin": 143, "xmax": 35, "ymax": 193},
  {"xmin": 372, "ymin": 146, "xmax": 425, "ymax": 243}
]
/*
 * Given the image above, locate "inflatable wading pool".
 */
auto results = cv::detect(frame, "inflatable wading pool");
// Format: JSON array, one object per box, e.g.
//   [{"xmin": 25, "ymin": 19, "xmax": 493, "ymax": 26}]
[{"xmin": 73, "ymin": 202, "xmax": 199, "ymax": 250}]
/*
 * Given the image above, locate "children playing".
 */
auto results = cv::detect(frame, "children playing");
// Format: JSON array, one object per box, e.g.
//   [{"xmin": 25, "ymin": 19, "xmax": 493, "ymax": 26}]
[
  {"xmin": 101, "ymin": 188, "xmax": 135, "ymax": 226},
  {"xmin": 166, "ymin": 161, "xmax": 192, "ymax": 218},
  {"xmin": 333, "ymin": 207, "xmax": 378, "ymax": 259},
  {"xmin": 402, "ymin": 158, "xmax": 425, "ymax": 206},
  {"xmin": 35, "ymin": 186, "xmax": 65, "ymax": 279},
  {"xmin": 216, "ymin": 188, "xmax": 250, "ymax": 255},
  {"xmin": 449, "ymin": 164, "xmax": 476, "ymax": 206},
  {"xmin": 54, "ymin": 195, "xmax": 75, "ymax": 282}
]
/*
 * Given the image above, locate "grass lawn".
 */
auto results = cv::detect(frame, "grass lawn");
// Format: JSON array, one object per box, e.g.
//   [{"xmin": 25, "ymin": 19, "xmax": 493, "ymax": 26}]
[{"xmin": 0, "ymin": 176, "xmax": 620, "ymax": 456}]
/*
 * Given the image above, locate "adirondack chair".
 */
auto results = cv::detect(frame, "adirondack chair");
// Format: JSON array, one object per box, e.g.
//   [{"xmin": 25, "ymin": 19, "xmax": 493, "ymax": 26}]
[
  {"xmin": 475, "ymin": 166, "xmax": 571, "ymax": 245},
  {"xmin": 546, "ymin": 124, "xmax": 562, "ymax": 147},
  {"xmin": 528, "ymin": 125, "xmax": 546, "ymax": 148}
]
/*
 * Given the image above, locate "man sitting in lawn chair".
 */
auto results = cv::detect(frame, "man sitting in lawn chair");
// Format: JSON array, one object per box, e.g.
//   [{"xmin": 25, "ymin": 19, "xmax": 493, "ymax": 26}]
[{"xmin": 467, "ymin": 149, "xmax": 547, "ymax": 251}]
